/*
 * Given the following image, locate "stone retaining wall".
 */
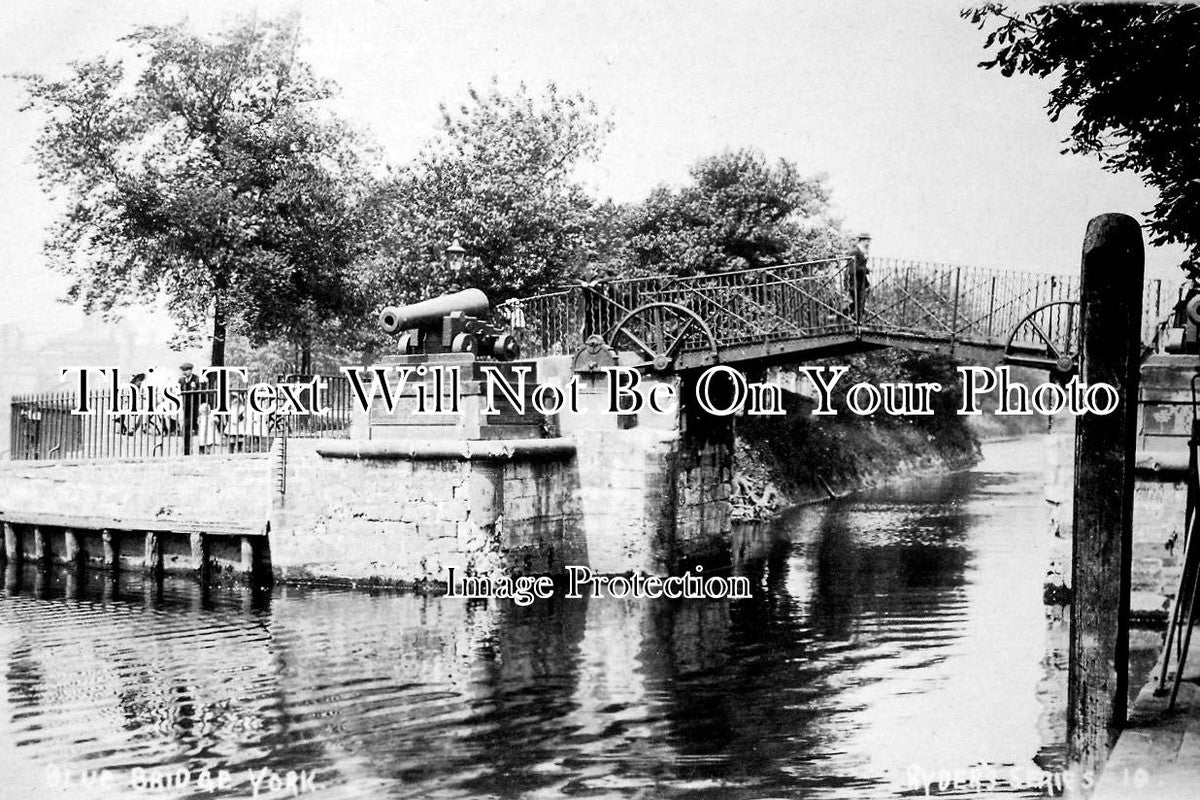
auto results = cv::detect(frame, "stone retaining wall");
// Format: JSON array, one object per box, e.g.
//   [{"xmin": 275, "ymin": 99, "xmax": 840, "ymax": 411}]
[
  {"xmin": 269, "ymin": 439, "xmax": 583, "ymax": 585},
  {"xmin": 0, "ymin": 357, "xmax": 743, "ymax": 585},
  {"xmin": 1044, "ymin": 431, "xmax": 1184, "ymax": 619},
  {"xmin": 1131, "ymin": 478, "xmax": 1186, "ymax": 618}
]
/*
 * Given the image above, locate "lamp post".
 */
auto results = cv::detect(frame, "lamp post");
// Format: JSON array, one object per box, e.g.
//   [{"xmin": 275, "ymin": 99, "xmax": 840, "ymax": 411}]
[{"xmin": 444, "ymin": 241, "xmax": 466, "ymax": 275}]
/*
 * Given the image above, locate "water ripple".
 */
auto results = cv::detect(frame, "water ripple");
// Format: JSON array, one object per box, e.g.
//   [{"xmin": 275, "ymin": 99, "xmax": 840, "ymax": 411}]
[{"xmin": 0, "ymin": 440, "xmax": 1064, "ymax": 799}]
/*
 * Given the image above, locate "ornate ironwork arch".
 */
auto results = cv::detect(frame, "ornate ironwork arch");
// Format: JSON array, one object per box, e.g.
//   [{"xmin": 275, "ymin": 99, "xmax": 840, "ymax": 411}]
[
  {"xmin": 1003, "ymin": 300, "xmax": 1081, "ymax": 379},
  {"xmin": 607, "ymin": 302, "xmax": 718, "ymax": 372}
]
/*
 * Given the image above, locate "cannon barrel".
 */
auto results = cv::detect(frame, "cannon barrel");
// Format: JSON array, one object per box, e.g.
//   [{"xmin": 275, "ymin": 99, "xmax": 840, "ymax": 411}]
[{"xmin": 379, "ymin": 288, "xmax": 490, "ymax": 334}]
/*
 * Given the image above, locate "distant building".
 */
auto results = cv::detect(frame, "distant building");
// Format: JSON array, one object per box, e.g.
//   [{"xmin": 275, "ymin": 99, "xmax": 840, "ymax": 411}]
[{"xmin": 0, "ymin": 317, "xmax": 163, "ymax": 457}]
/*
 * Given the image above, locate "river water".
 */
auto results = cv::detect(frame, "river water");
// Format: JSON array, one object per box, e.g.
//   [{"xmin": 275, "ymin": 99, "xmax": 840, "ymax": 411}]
[{"xmin": 0, "ymin": 438, "xmax": 1070, "ymax": 799}]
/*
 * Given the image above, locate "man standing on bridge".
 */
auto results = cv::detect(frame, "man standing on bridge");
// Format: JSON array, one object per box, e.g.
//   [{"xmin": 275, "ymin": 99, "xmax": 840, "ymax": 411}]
[{"xmin": 846, "ymin": 233, "xmax": 871, "ymax": 321}]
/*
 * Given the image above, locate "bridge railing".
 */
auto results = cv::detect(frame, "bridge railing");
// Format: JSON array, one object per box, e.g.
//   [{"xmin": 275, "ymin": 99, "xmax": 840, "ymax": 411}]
[
  {"xmin": 626, "ymin": 259, "xmax": 857, "ymax": 349},
  {"xmin": 499, "ymin": 288, "xmax": 588, "ymax": 358},
  {"xmin": 500, "ymin": 258, "xmax": 861, "ymax": 357},
  {"xmin": 864, "ymin": 259, "xmax": 1080, "ymax": 349},
  {"xmin": 500, "ymin": 257, "xmax": 1171, "ymax": 362}
]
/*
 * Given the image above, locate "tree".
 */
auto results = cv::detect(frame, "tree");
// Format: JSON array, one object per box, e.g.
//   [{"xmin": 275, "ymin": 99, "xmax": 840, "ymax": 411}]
[
  {"xmin": 16, "ymin": 16, "xmax": 376, "ymax": 367},
  {"xmin": 963, "ymin": 2, "xmax": 1200, "ymax": 267},
  {"xmin": 624, "ymin": 148, "xmax": 846, "ymax": 276},
  {"xmin": 235, "ymin": 149, "xmax": 378, "ymax": 374},
  {"xmin": 368, "ymin": 79, "xmax": 613, "ymax": 306}
]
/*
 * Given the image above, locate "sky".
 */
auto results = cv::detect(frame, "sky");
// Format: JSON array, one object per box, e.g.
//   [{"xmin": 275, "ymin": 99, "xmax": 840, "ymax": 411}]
[{"xmin": 0, "ymin": 0, "xmax": 1187, "ymax": 355}]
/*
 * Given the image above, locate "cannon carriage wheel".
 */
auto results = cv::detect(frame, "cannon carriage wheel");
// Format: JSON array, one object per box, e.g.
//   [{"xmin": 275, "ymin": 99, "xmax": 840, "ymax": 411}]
[
  {"xmin": 1003, "ymin": 300, "xmax": 1081, "ymax": 379},
  {"xmin": 607, "ymin": 302, "xmax": 718, "ymax": 371}
]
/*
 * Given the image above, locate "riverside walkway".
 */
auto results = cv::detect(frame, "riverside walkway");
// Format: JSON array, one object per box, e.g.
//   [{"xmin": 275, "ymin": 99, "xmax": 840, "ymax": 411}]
[
  {"xmin": 500, "ymin": 256, "xmax": 1170, "ymax": 373},
  {"xmin": 1094, "ymin": 639, "xmax": 1200, "ymax": 800}
]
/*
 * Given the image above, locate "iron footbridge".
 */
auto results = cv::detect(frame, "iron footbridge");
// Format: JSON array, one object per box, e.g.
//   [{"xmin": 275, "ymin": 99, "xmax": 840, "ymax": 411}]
[{"xmin": 498, "ymin": 257, "xmax": 1172, "ymax": 374}]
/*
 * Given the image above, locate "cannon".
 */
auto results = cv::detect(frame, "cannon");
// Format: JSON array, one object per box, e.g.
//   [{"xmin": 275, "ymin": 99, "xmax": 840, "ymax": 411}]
[{"xmin": 378, "ymin": 288, "xmax": 520, "ymax": 360}]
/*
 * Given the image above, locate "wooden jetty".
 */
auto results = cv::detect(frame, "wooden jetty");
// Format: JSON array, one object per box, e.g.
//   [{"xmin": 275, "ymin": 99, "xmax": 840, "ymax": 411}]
[{"xmin": 0, "ymin": 511, "xmax": 268, "ymax": 581}]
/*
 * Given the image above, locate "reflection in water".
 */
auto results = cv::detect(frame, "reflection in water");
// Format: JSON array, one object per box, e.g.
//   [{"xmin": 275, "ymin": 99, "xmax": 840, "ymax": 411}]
[{"xmin": 0, "ymin": 439, "xmax": 1063, "ymax": 798}]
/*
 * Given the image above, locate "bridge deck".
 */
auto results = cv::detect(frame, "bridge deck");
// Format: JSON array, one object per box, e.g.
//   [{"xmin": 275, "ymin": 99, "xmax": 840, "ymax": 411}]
[{"xmin": 500, "ymin": 257, "xmax": 1171, "ymax": 371}]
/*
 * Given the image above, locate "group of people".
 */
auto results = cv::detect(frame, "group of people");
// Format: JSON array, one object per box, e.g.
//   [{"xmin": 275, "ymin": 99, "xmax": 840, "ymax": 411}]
[
  {"xmin": 177, "ymin": 362, "xmax": 216, "ymax": 453},
  {"xmin": 179, "ymin": 363, "xmax": 265, "ymax": 455},
  {"xmin": 114, "ymin": 362, "xmax": 258, "ymax": 455}
]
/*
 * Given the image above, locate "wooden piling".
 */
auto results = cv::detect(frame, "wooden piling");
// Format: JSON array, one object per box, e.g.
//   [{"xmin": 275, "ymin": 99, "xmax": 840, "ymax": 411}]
[
  {"xmin": 101, "ymin": 529, "xmax": 115, "ymax": 571},
  {"xmin": 32, "ymin": 526, "xmax": 47, "ymax": 567},
  {"xmin": 190, "ymin": 532, "xmax": 207, "ymax": 578},
  {"xmin": 143, "ymin": 531, "xmax": 161, "ymax": 576},
  {"xmin": 4, "ymin": 563, "xmax": 19, "ymax": 595},
  {"xmin": 240, "ymin": 536, "xmax": 255, "ymax": 576},
  {"xmin": 1068, "ymin": 213, "xmax": 1144, "ymax": 774},
  {"xmin": 3, "ymin": 523, "xmax": 18, "ymax": 566},
  {"xmin": 63, "ymin": 527, "xmax": 80, "ymax": 566}
]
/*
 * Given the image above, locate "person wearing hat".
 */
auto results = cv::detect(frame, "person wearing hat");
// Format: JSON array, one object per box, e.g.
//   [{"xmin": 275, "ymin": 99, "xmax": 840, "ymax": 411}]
[
  {"xmin": 178, "ymin": 362, "xmax": 202, "ymax": 452},
  {"xmin": 117, "ymin": 372, "xmax": 147, "ymax": 436},
  {"xmin": 845, "ymin": 233, "xmax": 872, "ymax": 321}
]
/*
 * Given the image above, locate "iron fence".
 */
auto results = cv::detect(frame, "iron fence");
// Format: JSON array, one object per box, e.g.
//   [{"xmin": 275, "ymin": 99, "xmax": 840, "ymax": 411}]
[
  {"xmin": 8, "ymin": 375, "xmax": 354, "ymax": 462},
  {"xmin": 7, "ymin": 260, "xmax": 1178, "ymax": 461},
  {"xmin": 500, "ymin": 257, "xmax": 1170, "ymax": 361},
  {"xmin": 274, "ymin": 374, "xmax": 356, "ymax": 439}
]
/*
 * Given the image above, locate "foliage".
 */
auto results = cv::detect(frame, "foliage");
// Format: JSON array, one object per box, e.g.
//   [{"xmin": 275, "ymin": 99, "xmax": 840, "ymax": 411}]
[
  {"xmin": 15, "ymin": 15, "xmax": 377, "ymax": 366},
  {"xmin": 624, "ymin": 148, "xmax": 847, "ymax": 276},
  {"xmin": 223, "ymin": 334, "xmax": 365, "ymax": 380},
  {"xmin": 737, "ymin": 352, "xmax": 981, "ymax": 499},
  {"xmin": 831, "ymin": 350, "xmax": 966, "ymax": 439},
  {"xmin": 963, "ymin": 2, "xmax": 1200, "ymax": 267},
  {"xmin": 367, "ymin": 79, "xmax": 614, "ymax": 306}
]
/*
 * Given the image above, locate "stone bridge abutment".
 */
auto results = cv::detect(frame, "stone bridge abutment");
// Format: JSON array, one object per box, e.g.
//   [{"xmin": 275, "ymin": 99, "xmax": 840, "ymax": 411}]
[{"xmin": 259, "ymin": 355, "xmax": 738, "ymax": 585}]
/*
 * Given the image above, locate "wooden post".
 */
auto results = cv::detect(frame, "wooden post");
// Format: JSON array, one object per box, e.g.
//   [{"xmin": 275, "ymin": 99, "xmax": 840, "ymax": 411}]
[
  {"xmin": 240, "ymin": 536, "xmax": 255, "ymax": 576},
  {"xmin": 3, "ymin": 523, "xmax": 18, "ymax": 566},
  {"xmin": 190, "ymin": 532, "xmax": 207, "ymax": 579},
  {"xmin": 101, "ymin": 530, "xmax": 115, "ymax": 571},
  {"xmin": 4, "ymin": 562, "xmax": 19, "ymax": 595},
  {"xmin": 32, "ymin": 526, "xmax": 47, "ymax": 567},
  {"xmin": 143, "ymin": 531, "xmax": 161, "ymax": 576},
  {"xmin": 1068, "ymin": 213, "xmax": 1144, "ymax": 774},
  {"xmin": 63, "ymin": 528, "xmax": 79, "ymax": 566}
]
